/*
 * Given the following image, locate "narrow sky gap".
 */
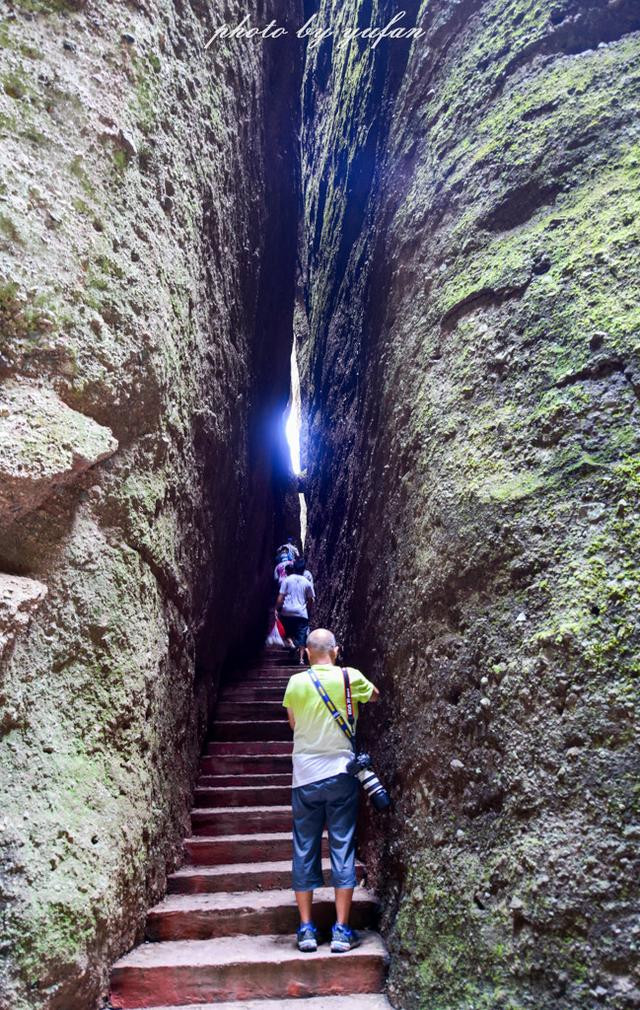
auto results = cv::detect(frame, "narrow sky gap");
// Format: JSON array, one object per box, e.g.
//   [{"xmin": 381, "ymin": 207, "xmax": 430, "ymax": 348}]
[
  {"xmin": 284, "ymin": 341, "xmax": 307, "ymax": 546},
  {"xmin": 284, "ymin": 342, "xmax": 302, "ymax": 476}
]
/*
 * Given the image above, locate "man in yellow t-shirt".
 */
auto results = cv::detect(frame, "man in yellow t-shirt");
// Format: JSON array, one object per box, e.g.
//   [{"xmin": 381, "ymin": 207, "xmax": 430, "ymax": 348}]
[{"xmin": 282, "ymin": 628, "xmax": 380, "ymax": 953}]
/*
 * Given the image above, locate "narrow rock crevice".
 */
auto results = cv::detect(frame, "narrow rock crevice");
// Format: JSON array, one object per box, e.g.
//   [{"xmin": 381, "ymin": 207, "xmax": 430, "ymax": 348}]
[{"xmin": 1, "ymin": 2, "xmax": 639, "ymax": 1009}]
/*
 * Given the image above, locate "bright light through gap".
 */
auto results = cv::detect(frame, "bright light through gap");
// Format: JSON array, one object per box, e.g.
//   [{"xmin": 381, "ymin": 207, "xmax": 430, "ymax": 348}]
[{"xmin": 285, "ymin": 343, "xmax": 302, "ymax": 476}]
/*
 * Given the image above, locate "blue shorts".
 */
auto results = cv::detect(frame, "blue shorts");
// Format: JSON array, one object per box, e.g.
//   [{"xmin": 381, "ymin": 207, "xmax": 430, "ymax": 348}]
[
  {"xmin": 281, "ymin": 615, "xmax": 309, "ymax": 648},
  {"xmin": 291, "ymin": 772, "xmax": 359, "ymax": 891}
]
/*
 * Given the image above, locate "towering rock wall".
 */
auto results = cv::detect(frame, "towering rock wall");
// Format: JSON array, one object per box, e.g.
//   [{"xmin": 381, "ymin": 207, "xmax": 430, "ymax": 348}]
[
  {"xmin": 0, "ymin": 1, "xmax": 299, "ymax": 1007},
  {"xmin": 299, "ymin": 2, "xmax": 640, "ymax": 1007}
]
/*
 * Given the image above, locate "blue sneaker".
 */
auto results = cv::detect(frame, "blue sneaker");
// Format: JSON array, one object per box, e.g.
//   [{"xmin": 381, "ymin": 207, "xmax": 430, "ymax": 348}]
[
  {"xmin": 331, "ymin": 923, "xmax": 361, "ymax": 953},
  {"xmin": 296, "ymin": 922, "xmax": 318, "ymax": 952}
]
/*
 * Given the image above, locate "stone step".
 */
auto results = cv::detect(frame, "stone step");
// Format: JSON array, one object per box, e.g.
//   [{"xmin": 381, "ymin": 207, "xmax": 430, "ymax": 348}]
[
  {"xmin": 246, "ymin": 668, "xmax": 301, "ymax": 675},
  {"xmin": 248, "ymin": 652, "xmax": 293, "ymax": 664},
  {"xmin": 219, "ymin": 686, "xmax": 285, "ymax": 701},
  {"xmin": 230, "ymin": 668, "xmax": 297, "ymax": 680},
  {"xmin": 194, "ymin": 784, "xmax": 290, "ymax": 808},
  {"xmin": 196, "ymin": 773, "xmax": 291, "ymax": 788},
  {"xmin": 184, "ymin": 831, "xmax": 320, "ymax": 866},
  {"xmin": 200, "ymin": 753, "xmax": 292, "ymax": 775},
  {"xmin": 132, "ymin": 994, "xmax": 393, "ymax": 1010},
  {"xmin": 206, "ymin": 740, "xmax": 292, "ymax": 756},
  {"xmin": 222, "ymin": 674, "xmax": 286, "ymax": 682},
  {"xmin": 223, "ymin": 675, "xmax": 291, "ymax": 687},
  {"xmin": 110, "ymin": 930, "xmax": 388, "ymax": 1008},
  {"xmin": 167, "ymin": 858, "xmax": 363, "ymax": 894},
  {"xmin": 146, "ymin": 887, "xmax": 378, "ymax": 941},
  {"xmin": 210, "ymin": 720, "xmax": 292, "ymax": 742},
  {"xmin": 235, "ymin": 678, "xmax": 292, "ymax": 688},
  {"xmin": 246, "ymin": 658, "xmax": 304, "ymax": 668},
  {"xmin": 222, "ymin": 682, "xmax": 290, "ymax": 696},
  {"xmin": 182, "ymin": 831, "xmax": 329, "ymax": 866},
  {"xmin": 259, "ymin": 656, "xmax": 305, "ymax": 664},
  {"xmin": 216, "ymin": 701, "xmax": 286, "ymax": 720},
  {"xmin": 191, "ymin": 805, "xmax": 291, "ymax": 836}
]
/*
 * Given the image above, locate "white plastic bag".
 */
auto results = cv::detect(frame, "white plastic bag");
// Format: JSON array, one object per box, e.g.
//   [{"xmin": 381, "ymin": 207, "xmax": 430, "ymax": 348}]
[{"xmin": 266, "ymin": 616, "xmax": 286, "ymax": 647}]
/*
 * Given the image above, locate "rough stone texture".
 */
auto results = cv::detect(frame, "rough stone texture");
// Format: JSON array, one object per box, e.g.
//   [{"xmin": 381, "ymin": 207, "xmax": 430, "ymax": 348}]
[
  {"xmin": 298, "ymin": 2, "xmax": 640, "ymax": 1008},
  {"xmin": 0, "ymin": 379, "xmax": 118, "ymax": 522},
  {"xmin": 0, "ymin": 1, "xmax": 299, "ymax": 1008},
  {"xmin": 0, "ymin": 573, "xmax": 48, "ymax": 661}
]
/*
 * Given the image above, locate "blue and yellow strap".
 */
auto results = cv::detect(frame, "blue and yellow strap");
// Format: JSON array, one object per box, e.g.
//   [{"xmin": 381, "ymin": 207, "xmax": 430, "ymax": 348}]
[{"xmin": 306, "ymin": 667, "xmax": 355, "ymax": 748}]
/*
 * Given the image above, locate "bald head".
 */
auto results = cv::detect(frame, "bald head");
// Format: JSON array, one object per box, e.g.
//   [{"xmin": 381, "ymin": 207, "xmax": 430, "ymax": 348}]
[{"xmin": 306, "ymin": 628, "xmax": 338, "ymax": 664}]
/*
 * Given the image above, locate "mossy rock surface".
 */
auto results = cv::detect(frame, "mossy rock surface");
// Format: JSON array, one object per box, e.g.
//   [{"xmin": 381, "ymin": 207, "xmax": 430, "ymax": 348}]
[
  {"xmin": 298, "ymin": 2, "xmax": 640, "ymax": 1008},
  {"xmin": 0, "ymin": 2, "xmax": 300, "ymax": 1008}
]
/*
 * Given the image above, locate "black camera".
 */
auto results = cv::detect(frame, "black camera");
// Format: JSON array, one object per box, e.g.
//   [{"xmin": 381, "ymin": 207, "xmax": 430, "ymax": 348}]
[{"xmin": 346, "ymin": 752, "xmax": 391, "ymax": 811}]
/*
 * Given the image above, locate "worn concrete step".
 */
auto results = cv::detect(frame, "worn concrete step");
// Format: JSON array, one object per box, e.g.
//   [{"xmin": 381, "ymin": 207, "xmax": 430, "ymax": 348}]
[
  {"xmin": 167, "ymin": 858, "xmax": 363, "ymax": 894},
  {"xmin": 194, "ymin": 784, "xmax": 290, "ymax": 808},
  {"xmin": 222, "ymin": 682, "xmax": 290, "ymax": 695},
  {"xmin": 206, "ymin": 739, "xmax": 292, "ymax": 755},
  {"xmin": 245, "ymin": 659, "xmax": 304, "ymax": 669},
  {"xmin": 132, "ymin": 994, "xmax": 393, "ymax": 1010},
  {"xmin": 231, "ymin": 669, "xmax": 297, "ymax": 680},
  {"xmin": 191, "ymin": 805, "xmax": 291, "ymax": 836},
  {"xmin": 238, "ymin": 669, "xmax": 296, "ymax": 678},
  {"xmin": 196, "ymin": 773, "xmax": 291, "ymax": 788},
  {"xmin": 235, "ymin": 673, "xmax": 292, "ymax": 683},
  {"xmin": 259, "ymin": 650, "xmax": 302, "ymax": 662},
  {"xmin": 216, "ymin": 701, "xmax": 286, "ymax": 720},
  {"xmin": 218, "ymin": 686, "xmax": 288, "ymax": 699},
  {"xmin": 146, "ymin": 887, "xmax": 378, "ymax": 941},
  {"xmin": 110, "ymin": 930, "xmax": 388, "ymax": 1008},
  {"xmin": 245, "ymin": 667, "xmax": 301, "ymax": 674},
  {"xmin": 211, "ymin": 721, "xmax": 292, "ymax": 742},
  {"xmin": 219, "ymin": 685, "xmax": 285, "ymax": 701},
  {"xmin": 200, "ymin": 753, "xmax": 292, "ymax": 775},
  {"xmin": 248, "ymin": 651, "xmax": 292, "ymax": 664},
  {"xmin": 184, "ymin": 831, "xmax": 323, "ymax": 866}
]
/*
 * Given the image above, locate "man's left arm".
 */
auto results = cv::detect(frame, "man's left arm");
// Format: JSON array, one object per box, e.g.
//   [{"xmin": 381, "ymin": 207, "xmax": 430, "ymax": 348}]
[{"xmin": 351, "ymin": 668, "xmax": 380, "ymax": 703}]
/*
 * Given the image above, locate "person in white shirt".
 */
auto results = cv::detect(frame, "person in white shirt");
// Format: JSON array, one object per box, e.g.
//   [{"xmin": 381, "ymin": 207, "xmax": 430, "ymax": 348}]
[
  {"xmin": 275, "ymin": 561, "xmax": 315, "ymax": 589},
  {"xmin": 276, "ymin": 557, "xmax": 314, "ymax": 663}
]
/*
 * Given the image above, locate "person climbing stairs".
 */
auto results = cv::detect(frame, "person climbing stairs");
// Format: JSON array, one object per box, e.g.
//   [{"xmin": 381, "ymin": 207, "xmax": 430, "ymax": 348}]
[{"xmin": 109, "ymin": 649, "xmax": 392, "ymax": 1009}]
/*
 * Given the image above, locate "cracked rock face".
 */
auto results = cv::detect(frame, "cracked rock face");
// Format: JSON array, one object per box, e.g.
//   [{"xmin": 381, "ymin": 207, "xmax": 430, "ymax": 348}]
[
  {"xmin": 298, "ymin": 1, "xmax": 640, "ymax": 1007},
  {"xmin": 0, "ymin": 574, "xmax": 48, "ymax": 662},
  {"xmin": 0, "ymin": 2, "xmax": 299, "ymax": 1008},
  {"xmin": 0, "ymin": 380, "xmax": 118, "ymax": 523}
]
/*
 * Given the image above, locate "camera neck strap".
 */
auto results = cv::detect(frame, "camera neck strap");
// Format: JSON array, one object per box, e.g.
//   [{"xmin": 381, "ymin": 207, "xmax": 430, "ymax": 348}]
[{"xmin": 306, "ymin": 667, "xmax": 355, "ymax": 748}]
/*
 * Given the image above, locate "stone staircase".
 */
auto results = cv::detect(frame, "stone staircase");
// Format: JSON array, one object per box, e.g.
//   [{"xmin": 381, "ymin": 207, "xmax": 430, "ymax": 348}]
[{"xmin": 109, "ymin": 649, "xmax": 392, "ymax": 1009}]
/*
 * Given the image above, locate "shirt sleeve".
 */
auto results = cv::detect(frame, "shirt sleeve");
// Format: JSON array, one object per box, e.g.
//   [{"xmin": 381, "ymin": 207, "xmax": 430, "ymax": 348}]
[
  {"xmin": 282, "ymin": 676, "xmax": 295, "ymax": 709},
  {"xmin": 278, "ymin": 577, "xmax": 287, "ymax": 595},
  {"xmin": 348, "ymin": 668, "xmax": 375, "ymax": 702}
]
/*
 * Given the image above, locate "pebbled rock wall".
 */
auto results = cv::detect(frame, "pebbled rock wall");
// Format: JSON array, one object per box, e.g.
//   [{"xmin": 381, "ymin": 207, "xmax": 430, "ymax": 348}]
[
  {"xmin": 298, "ymin": 1, "xmax": 640, "ymax": 1007},
  {"xmin": 0, "ymin": 1, "xmax": 299, "ymax": 1007}
]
